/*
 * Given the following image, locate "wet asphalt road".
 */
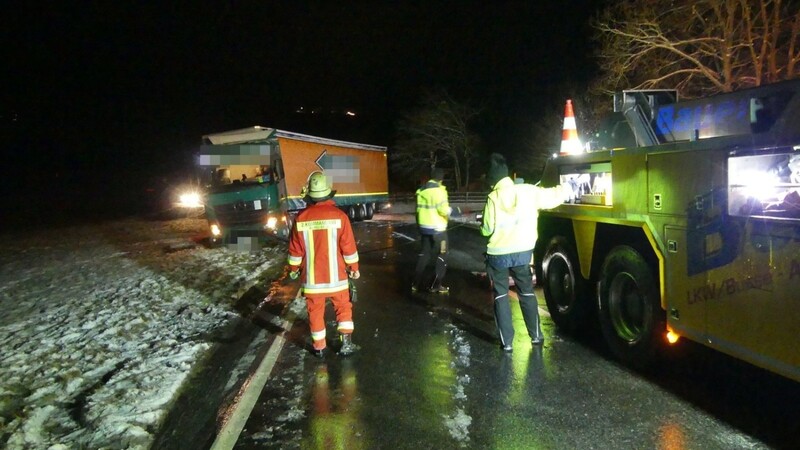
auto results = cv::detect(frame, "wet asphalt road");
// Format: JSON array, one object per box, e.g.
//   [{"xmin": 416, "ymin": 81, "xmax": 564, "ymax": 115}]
[{"xmin": 228, "ymin": 217, "xmax": 800, "ymax": 449}]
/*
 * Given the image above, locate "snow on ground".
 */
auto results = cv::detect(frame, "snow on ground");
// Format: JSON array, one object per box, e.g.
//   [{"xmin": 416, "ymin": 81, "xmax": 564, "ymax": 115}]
[
  {"xmin": 443, "ymin": 323, "xmax": 472, "ymax": 446},
  {"xmin": 0, "ymin": 217, "xmax": 286, "ymax": 449}
]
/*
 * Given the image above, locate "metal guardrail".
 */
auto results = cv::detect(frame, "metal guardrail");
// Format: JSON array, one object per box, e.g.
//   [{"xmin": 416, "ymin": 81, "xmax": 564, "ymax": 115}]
[{"xmin": 389, "ymin": 192, "xmax": 488, "ymax": 203}]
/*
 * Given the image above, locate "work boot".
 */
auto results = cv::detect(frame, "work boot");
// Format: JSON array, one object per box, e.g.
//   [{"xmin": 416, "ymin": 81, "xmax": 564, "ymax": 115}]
[
  {"xmin": 531, "ymin": 326, "xmax": 545, "ymax": 346},
  {"xmin": 430, "ymin": 285, "xmax": 449, "ymax": 294},
  {"xmin": 501, "ymin": 344, "xmax": 513, "ymax": 352},
  {"xmin": 339, "ymin": 333, "xmax": 356, "ymax": 356},
  {"xmin": 527, "ymin": 310, "xmax": 545, "ymax": 346},
  {"xmin": 312, "ymin": 347, "xmax": 327, "ymax": 359}
]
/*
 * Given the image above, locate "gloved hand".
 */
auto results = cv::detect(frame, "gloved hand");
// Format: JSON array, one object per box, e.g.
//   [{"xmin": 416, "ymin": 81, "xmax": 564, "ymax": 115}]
[
  {"xmin": 349, "ymin": 270, "xmax": 360, "ymax": 280},
  {"xmin": 289, "ymin": 270, "xmax": 300, "ymax": 280}
]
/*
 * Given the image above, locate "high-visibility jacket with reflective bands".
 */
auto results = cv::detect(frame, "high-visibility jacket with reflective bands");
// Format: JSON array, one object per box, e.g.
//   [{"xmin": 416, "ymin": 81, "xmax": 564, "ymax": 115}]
[
  {"xmin": 415, "ymin": 180, "xmax": 451, "ymax": 234},
  {"xmin": 481, "ymin": 177, "xmax": 566, "ymax": 255},
  {"xmin": 287, "ymin": 199, "xmax": 360, "ymax": 297}
]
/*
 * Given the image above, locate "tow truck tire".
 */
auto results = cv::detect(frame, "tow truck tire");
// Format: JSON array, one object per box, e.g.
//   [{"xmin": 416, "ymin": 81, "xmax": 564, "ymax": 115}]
[
  {"xmin": 598, "ymin": 245, "xmax": 663, "ymax": 367},
  {"xmin": 348, "ymin": 205, "xmax": 357, "ymax": 221},
  {"xmin": 541, "ymin": 236, "xmax": 590, "ymax": 334}
]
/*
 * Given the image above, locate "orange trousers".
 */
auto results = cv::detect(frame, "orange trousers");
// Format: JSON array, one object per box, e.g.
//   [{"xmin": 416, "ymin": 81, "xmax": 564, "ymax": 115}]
[{"xmin": 306, "ymin": 290, "xmax": 354, "ymax": 350}]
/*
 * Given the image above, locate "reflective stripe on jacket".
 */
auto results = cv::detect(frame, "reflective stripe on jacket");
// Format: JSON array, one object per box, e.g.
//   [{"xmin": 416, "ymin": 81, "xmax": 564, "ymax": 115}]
[
  {"xmin": 416, "ymin": 180, "xmax": 451, "ymax": 234},
  {"xmin": 481, "ymin": 177, "xmax": 565, "ymax": 255},
  {"xmin": 287, "ymin": 199, "xmax": 359, "ymax": 296}
]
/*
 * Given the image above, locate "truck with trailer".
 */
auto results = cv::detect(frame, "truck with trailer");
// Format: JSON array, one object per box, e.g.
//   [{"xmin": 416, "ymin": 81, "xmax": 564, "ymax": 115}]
[
  {"xmin": 534, "ymin": 79, "xmax": 800, "ymax": 383},
  {"xmin": 199, "ymin": 126, "xmax": 389, "ymax": 245}
]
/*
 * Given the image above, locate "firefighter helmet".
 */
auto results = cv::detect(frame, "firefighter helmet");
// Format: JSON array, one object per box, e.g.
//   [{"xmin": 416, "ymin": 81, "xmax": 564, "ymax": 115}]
[{"xmin": 307, "ymin": 171, "xmax": 334, "ymax": 200}]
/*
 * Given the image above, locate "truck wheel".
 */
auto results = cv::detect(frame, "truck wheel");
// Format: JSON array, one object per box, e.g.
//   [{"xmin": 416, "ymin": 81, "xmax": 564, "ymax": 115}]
[
  {"xmin": 348, "ymin": 205, "xmax": 357, "ymax": 221},
  {"xmin": 542, "ymin": 237, "xmax": 590, "ymax": 333},
  {"xmin": 598, "ymin": 245, "xmax": 663, "ymax": 367},
  {"xmin": 355, "ymin": 204, "xmax": 367, "ymax": 220},
  {"xmin": 365, "ymin": 203, "xmax": 375, "ymax": 220}
]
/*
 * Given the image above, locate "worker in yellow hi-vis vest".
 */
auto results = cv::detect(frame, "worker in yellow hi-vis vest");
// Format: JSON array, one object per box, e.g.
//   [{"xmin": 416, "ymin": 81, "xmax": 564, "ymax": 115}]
[
  {"xmin": 481, "ymin": 153, "xmax": 567, "ymax": 352},
  {"xmin": 413, "ymin": 168, "xmax": 452, "ymax": 294}
]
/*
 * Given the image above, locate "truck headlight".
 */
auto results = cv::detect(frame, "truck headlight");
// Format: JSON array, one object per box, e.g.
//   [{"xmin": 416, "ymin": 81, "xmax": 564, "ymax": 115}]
[
  {"xmin": 177, "ymin": 191, "xmax": 203, "ymax": 208},
  {"xmin": 265, "ymin": 216, "xmax": 278, "ymax": 230},
  {"xmin": 210, "ymin": 223, "xmax": 222, "ymax": 237}
]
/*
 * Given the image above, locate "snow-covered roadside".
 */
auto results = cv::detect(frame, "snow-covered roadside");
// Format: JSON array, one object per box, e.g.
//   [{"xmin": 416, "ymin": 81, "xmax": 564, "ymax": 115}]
[{"xmin": 0, "ymin": 218, "xmax": 286, "ymax": 449}]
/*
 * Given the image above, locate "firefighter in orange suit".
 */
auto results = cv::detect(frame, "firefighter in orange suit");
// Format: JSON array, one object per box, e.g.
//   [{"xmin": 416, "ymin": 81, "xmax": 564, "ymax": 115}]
[{"xmin": 288, "ymin": 171, "xmax": 360, "ymax": 358}]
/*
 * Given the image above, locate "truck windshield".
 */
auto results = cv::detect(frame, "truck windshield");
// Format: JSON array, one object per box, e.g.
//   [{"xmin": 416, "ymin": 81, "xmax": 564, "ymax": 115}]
[
  {"xmin": 207, "ymin": 179, "xmax": 272, "ymax": 194},
  {"xmin": 206, "ymin": 164, "xmax": 276, "ymax": 194}
]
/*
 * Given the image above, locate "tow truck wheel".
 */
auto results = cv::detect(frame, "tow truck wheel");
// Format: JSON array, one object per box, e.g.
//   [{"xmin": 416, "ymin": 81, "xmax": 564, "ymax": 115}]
[
  {"xmin": 541, "ymin": 236, "xmax": 589, "ymax": 333},
  {"xmin": 598, "ymin": 245, "xmax": 663, "ymax": 367},
  {"xmin": 348, "ymin": 205, "xmax": 357, "ymax": 221}
]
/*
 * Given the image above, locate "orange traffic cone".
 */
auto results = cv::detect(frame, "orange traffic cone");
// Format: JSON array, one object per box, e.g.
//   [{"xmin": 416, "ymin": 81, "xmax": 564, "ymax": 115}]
[{"xmin": 560, "ymin": 99, "xmax": 582, "ymax": 155}]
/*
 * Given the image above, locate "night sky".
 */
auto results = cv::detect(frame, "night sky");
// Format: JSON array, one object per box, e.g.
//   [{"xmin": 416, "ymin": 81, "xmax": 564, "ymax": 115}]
[{"xmin": 2, "ymin": 1, "xmax": 603, "ymax": 220}]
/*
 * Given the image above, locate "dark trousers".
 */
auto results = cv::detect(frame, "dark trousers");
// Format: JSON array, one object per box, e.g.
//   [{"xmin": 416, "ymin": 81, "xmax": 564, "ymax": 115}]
[
  {"xmin": 414, "ymin": 232, "xmax": 448, "ymax": 290},
  {"xmin": 486, "ymin": 262, "xmax": 543, "ymax": 347}
]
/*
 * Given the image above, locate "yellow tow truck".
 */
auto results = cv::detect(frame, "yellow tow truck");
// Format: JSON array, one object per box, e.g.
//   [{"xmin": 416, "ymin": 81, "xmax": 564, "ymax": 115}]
[{"xmin": 534, "ymin": 80, "xmax": 800, "ymax": 383}]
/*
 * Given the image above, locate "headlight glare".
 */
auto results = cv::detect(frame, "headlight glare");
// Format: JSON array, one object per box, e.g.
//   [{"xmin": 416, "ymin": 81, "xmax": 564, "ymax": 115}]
[
  {"xmin": 210, "ymin": 223, "xmax": 222, "ymax": 237},
  {"xmin": 177, "ymin": 191, "xmax": 203, "ymax": 208}
]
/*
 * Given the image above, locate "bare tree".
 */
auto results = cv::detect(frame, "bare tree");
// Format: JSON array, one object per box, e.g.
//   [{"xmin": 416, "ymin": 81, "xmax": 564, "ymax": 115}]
[
  {"xmin": 592, "ymin": 0, "xmax": 800, "ymax": 100},
  {"xmin": 390, "ymin": 90, "xmax": 482, "ymax": 190},
  {"xmin": 518, "ymin": 114, "xmax": 563, "ymax": 182}
]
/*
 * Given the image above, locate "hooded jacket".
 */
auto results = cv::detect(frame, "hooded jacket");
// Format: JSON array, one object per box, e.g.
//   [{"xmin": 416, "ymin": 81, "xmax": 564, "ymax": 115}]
[
  {"xmin": 481, "ymin": 177, "xmax": 565, "ymax": 256},
  {"xmin": 415, "ymin": 179, "xmax": 451, "ymax": 234}
]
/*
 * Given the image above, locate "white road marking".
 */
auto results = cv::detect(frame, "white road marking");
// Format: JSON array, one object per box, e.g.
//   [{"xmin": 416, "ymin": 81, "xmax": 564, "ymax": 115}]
[
  {"xmin": 391, "ymin": 231, "xmax": 416, "ymax": 242},
  {"xmin": 210, "ymin": 290, "xmax": 300, "ymax": 450}
]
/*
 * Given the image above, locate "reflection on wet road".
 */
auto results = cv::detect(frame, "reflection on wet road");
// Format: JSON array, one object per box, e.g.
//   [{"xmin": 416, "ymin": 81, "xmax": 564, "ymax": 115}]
[
  {"xmin": 232, "ymin": 218, "xmax": 800, "ymax": 449},
  {"xmin": 303, "ymin": 361, "xmax": 363, "ymax": 449}
]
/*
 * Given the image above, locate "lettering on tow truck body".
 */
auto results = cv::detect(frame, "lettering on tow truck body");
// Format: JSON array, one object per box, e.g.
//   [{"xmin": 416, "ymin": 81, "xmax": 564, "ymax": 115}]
[{"xmin": 687, "ymin": 271, "xmax": 774, "ymax": 305}]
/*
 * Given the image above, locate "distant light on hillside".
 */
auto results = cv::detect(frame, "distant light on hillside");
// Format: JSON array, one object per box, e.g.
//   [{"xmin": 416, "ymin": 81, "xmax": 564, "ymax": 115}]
[{"xmin": 294, "ymin": 106, "xmax": 358, "ymax": 117}]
